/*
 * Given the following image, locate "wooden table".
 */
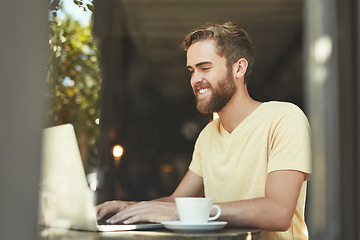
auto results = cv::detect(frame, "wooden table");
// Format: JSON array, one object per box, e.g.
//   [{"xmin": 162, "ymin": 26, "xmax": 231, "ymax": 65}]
[{"xmin": 39, "ymin": 227, "xmax": 261, "ymax": 240}]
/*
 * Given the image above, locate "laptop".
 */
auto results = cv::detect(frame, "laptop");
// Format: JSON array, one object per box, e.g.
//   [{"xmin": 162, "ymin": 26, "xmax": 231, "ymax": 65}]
[{"xmin": 39, "ymin": 123, "xmax": 163, "ymax": 232}]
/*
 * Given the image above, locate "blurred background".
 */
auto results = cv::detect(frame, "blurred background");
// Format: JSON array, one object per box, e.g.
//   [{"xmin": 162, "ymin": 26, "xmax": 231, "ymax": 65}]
[
  {"xmin": 47, "ymin": 0, "xmax": 306, "ymax": 203},
  {"xmin": 0, "ymin": 0, "xmax": 359, "ymax": 239}
]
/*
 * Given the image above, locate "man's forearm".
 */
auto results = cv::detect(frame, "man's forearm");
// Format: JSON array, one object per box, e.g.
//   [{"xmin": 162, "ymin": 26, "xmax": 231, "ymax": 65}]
[
  {"xmin": 152, "ymin": 196, "xmax": 175, "ymax": 202},
  {"xmin": 217, "ymin": 197, "xmax": 294, "ymax": 231}
]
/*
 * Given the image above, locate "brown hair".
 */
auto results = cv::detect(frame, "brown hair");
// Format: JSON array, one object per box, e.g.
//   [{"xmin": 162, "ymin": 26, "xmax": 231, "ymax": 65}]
[{"xmin": 182, "ymin": 22, "xmax": 254, "ymax": 83}]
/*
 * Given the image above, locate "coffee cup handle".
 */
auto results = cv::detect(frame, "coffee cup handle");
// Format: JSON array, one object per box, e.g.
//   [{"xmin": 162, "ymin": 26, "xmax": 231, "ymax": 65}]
[{"xmin": 208, "ymin": 204, "xmax": 221, "ymax": 221}]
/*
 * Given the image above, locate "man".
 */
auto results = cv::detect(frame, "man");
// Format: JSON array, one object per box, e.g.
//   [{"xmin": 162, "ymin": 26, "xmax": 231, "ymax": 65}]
[{"xmin": 96, "ymin": 22, "xmax": 311, "ymax": 239}]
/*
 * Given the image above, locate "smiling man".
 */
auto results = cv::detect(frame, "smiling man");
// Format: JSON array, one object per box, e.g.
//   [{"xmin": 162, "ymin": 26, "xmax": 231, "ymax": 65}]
[{"xmin": 96, "ymin": 22, "xmax": 312, "ymax": 240}]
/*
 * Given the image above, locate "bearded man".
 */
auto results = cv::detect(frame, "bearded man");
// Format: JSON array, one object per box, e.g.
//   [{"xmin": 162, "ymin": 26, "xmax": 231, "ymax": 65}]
[{"xmin": 96, "ymin": 22, "xmax": 312, "ymax": 240}]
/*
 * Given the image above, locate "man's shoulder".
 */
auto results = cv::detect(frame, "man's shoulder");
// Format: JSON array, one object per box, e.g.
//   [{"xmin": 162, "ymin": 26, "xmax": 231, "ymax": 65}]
[
  {"xmin": 263, "ymin": 101, "xmax": 300, "ymax": 110},
  {"xmin": 262, "ymin": 101, "xmax": 306, "ymax": 116},
  {"xmin": 198, "ymin": 118, "xmax": 220, "ymax": 137},
  {"xmin": 261, "ymin": 101, "xmax": 309, "ymax": 129}
]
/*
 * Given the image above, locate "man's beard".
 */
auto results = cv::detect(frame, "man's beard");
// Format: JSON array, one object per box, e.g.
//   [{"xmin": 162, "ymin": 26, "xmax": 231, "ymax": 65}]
[{"xmin": 194, "ymin": 70, "xmax": 237, "ymax": 114}]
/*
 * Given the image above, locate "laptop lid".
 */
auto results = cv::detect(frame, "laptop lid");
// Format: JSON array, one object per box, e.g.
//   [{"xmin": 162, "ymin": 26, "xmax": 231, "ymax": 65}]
[
  {"xmin": 39, "ymin": 124, "xmax": 98, "ymax": 231},
  {"xmin": 39, "ymin": 124, "xmax": 162, "ymax": 232}
]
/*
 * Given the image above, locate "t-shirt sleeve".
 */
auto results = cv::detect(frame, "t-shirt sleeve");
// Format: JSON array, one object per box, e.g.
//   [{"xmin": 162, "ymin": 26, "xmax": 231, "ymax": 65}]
[
  {"xmin": 189, "ymin": 137, "xmax": 203, "ymax": 177},
  {"xmin": 267, "ymin": 105, "xmax": 312, "ymax": 180}
]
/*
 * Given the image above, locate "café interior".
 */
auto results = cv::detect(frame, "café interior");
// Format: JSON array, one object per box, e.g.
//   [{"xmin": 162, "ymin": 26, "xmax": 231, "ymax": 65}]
[{"xmin": 1, "ymin": 0, "xmax": 359, "ymax": 239}]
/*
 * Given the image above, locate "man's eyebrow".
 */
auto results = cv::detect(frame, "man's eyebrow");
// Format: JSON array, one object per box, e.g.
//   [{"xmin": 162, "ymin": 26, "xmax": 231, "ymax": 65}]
[{"xmin": 186, "ymin": 61, "xmax": 212, "ymax": 69}]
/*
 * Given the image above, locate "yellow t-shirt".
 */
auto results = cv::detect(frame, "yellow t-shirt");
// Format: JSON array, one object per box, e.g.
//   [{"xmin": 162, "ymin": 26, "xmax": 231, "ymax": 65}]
[{"xmin": 189, "ymin": 101, "xmax": 311, "ymax": 240}]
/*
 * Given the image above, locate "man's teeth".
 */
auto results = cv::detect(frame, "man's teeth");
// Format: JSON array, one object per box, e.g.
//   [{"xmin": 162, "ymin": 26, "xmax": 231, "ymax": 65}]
[{"xmin": 199, "ymin": 88, "xmax": 209, "ymax": 94}]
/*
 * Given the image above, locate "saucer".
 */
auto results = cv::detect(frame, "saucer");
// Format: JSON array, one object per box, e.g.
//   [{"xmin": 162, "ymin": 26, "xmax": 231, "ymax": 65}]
[{"xmin": 161, "ymin": 221, "xmax": 227, "ymax": 232}]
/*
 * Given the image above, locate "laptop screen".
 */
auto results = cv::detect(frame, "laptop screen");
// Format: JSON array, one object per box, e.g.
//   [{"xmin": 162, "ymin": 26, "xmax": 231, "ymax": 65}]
[{"xmin": 39, "ymin": 124, "xmax": 98, "ymax": 231}]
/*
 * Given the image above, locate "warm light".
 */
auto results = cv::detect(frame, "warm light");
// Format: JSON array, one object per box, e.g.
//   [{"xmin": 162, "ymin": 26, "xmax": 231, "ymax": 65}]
[
  {"xmin": 314, "ymin": 36, "xmax": 332, "ymax": 85},
  {"xmin": 314, "ymin": 36, "xmax": 332, "ymax": 64},
  {"xmin": 162, "ymin": 164, "xmax": 173, "ymax": 173},
  {"xmin": 112, "ymin": 145, "xmax": 124, "ymax": 158}
]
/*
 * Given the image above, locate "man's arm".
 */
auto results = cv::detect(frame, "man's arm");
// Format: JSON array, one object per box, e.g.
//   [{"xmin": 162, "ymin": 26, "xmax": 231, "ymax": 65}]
[
  {"xmin": 217, "ymin": 170, "xmax": 306, "ymax": 231},
  {"xmin": 161, "ymin": 169, "xmax": 205, "ymax": 200},
  {"xmin": 97, "ymin": 169, "xmax": 305, "ymax": 230},
  {"xmin": 96, "ymin": 170, "xmax": 204, "ymax": 224}
]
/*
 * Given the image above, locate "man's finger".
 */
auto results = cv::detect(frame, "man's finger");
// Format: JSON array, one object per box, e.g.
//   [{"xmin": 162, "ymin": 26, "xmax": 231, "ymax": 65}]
[
  {"xmin": 123, "ymin": 214, "xmax": 144, "ymax": 224},
  {"xmin": 106, "ymin": 211, "xmax": 127, "ymax": 224},
  {"xmin": 106, "ymin": 203, "xmax": 146, "ymax": 224},
  {"xmin": 96, "ymin": 201, "xmax": 118, "ymax": 220}
]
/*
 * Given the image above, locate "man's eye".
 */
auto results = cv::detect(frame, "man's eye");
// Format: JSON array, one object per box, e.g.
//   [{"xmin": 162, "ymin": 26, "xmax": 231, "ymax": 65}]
[{"xmin": 202, "ymin": 67, "xmax": 210, "ymax": 71}]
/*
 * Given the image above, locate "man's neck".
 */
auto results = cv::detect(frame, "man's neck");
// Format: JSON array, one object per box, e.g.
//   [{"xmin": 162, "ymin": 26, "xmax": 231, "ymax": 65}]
[{"xmin": 217, "ymin": 88, "xmax": 261, "ymax": 133}]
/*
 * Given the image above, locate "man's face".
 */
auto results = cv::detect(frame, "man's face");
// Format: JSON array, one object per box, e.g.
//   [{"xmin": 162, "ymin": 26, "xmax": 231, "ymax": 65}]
[{"xmin": 186, "ymin": 40, "xmax": 237, "ymax": 114}]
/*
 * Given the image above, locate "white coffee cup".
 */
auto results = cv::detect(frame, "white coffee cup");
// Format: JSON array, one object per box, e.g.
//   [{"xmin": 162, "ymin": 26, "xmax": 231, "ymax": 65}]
[{"xmin": 175, "ymin": 197, "xmax": 221, "ymax": 224}]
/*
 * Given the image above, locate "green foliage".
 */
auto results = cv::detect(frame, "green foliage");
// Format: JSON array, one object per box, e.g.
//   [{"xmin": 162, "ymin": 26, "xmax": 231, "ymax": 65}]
[
  {"xmin": 49, "ymin": 0, "xmax": 93, "ymax": 15},
  {"xmin": 73, "ymin": 0, "xmax": 94, "ymax": 12},
  {"xmin": 46, "ymin": 6, "xmax": 101, "ymax": 172}
]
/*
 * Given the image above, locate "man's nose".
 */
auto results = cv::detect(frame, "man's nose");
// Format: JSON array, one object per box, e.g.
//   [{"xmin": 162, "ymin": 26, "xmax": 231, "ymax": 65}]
[{"xmin": 190, "ymin": 71, "xmax": 203, "ymax": 87}]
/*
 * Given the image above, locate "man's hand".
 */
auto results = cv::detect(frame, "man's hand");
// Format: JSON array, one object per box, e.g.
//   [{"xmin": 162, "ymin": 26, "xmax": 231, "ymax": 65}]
[
  {"xmin": 96, "ymin": 200, "xmax": 178, "ymax": 224},
  {"xmin": 95, "ymin": 171, "xmax": 203, "ymax": 225},
  {"xmin": 96, "ymin": 200, "xmax": 135, "ymax": 222}
]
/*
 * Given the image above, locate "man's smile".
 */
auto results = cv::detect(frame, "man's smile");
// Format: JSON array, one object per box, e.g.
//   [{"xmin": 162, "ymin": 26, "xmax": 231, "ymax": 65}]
[
  {"xmin": 198, "ymin": 88, "xmax": 210, "ymax": 94},
  {"xmin": 194, "ymin": 81, "xmax": 212, "ymax": 99}
]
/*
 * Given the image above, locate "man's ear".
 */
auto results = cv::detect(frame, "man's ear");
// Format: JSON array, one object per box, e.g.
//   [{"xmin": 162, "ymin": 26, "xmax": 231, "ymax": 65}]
[{"xmin": 233, "ymin": 58, "xmax": 248, "ymax": 79}]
